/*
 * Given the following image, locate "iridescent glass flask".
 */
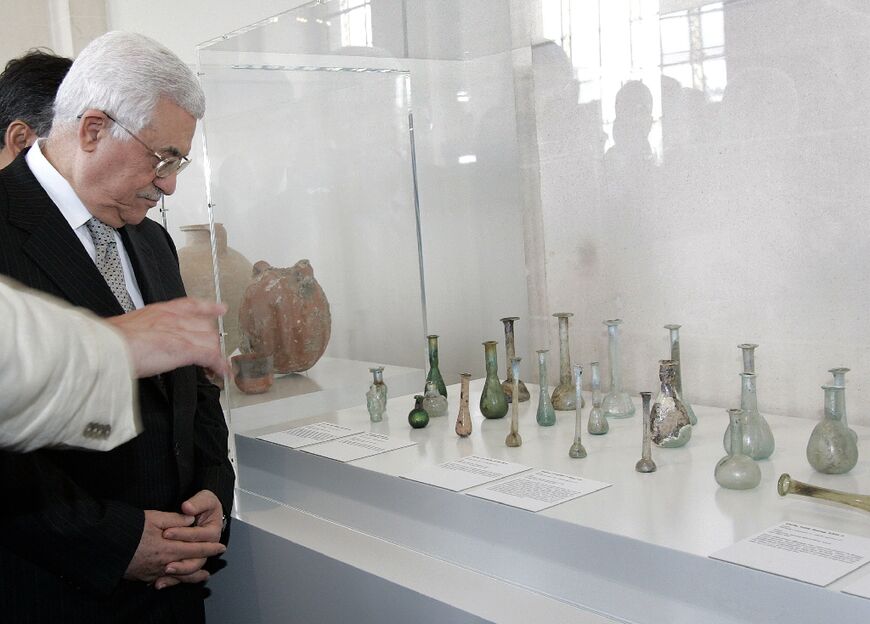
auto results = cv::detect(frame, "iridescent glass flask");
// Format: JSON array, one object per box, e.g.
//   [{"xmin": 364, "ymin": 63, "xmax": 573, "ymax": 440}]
[
  {"xmin": 568, "ymin": 364, "xmax": 587, "ymax": 458},
  {"xmin": 551, "ymin": 312, "xmax": 582, "ymax": 409},
  {"xmin": 650, "ymin": 359, "xmax": 692, "ymax": 447},
  {"xmin": 455, "ymin": 373, "xmax": 473, "ymax": 437},
  {"xmin": 664, "ymin": 324, "xmax": 695, "ymax": 425},
  {"xmin": 480, "ymin": 341, "xmax": 508, "ymax": 419},
  {"xmin": 500, "ymin": 317, "xmax": 530, "ymax": 403},
  {"xmin": 806, "ymin": 385, "xmax": 858, "ymax": 474},
  {"xmin": 586, "ymin": 361, "xmax": 608, "ymax": 435},
  {"xmin": 425, "ymin": 334, "xmax": 447, "ymax": 397},
  {"xmin": 715, "ymin": 409, "xmax": 761, "ymax": 490},
  {"xmin": 602, "ymin": 319, "xmax": 634, "ymax": 418},
  {"xmin": 505, "ymin": 358, "xmax": 523, "ymax": 447},
  {"xmin": 422, "ymin": 380, "xmax": 448, "ymax": 418},
  {"xmin": 365, "ymin": 366, "xmax": 387, "ymax": 423},
  {"xmin": 536, "ymin": 350, "xmax": 556, "ymax": 426},
  {"xmin": 723, "ymin": 372, "xmax": 774, "ymax": 460}
]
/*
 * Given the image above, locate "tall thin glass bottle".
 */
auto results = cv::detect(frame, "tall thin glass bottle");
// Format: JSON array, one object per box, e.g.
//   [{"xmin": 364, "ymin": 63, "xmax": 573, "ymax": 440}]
[
  {"xmin": 635, "ymin": 392, "xmax": 656, "ymax": 472},
  {"xmin": 715, "ymin": 409, "xmax": 761, "ymax": 489},
  {"xmin": 505, "ymin": 358, "xmax": 523, "ymax": 447},
  {"xmin": 501, "ymin": 317, "xmax": 530, "ymax": 403},
  {"xmin": 602, "ymin": 319, "xmax": 634, "ymax": 418},
  {"xmin": 480, "ymin": 341, "xmax": 508, "ymax": 419},
  {"xmin": 723, "ymin": 372, "xmax": 774, "ymax": 460},
  {"xmin": 551, "ymin": 312, "xmax": 583, "ymax": 409},
  {"xmin": 366, "ymin": 366, "xmax": 387, "ymax": 423},
  {"xmin": 425, "ymin": 334, "xmax": 447, "ymax": 397},
  {"xmin": 587, "ymin": 361, "xmax": 608, "ymax": 435},
  {"xmin": 569, "ymin": 364, "xmax": 587, "ymax": 458},
  {"xmin": 806, "ymin": 385, "xmax": 858, "ymax": 474},
  {"xmin": 664, "ymin": 324, "xmax": 695, "ymax": 425},
  {"xmin": 455, "ymin": 373, "xmax": 473, "ymax": 437},
  {"xmin": 829, "ymin": 367, "xmax": 857, "ymax": 443},
  {"xmin": 536, "ymin": 349, "xmax": 556, "ymax": 426}
]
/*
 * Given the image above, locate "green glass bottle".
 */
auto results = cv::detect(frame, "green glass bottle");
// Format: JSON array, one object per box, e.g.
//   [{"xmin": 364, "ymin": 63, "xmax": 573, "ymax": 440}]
[
  {"xmin": 408, "ymin": 395, "xmax": 430, "ymax": 429},
  {"xmin": 480, "ymin": 341, "xmax": 508, "ymax": 419},
  {"xmin": 425, "ymin": 334, "xmax": 447, "ymax": 397}
]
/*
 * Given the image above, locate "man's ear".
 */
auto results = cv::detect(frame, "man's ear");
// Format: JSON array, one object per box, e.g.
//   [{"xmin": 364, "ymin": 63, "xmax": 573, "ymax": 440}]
[
  {"xmin": 4, "ymin": 120, "xmax": 38, "ymax": 157},
  {"xmin": 78, "ymin": 109, "xmax": 108, "ymax": 153}
]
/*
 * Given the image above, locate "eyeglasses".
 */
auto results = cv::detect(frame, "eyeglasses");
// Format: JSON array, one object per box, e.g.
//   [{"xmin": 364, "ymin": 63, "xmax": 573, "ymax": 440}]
[{"xmin": 79, "ymin": 111, "xmax": 191, "ymax": 178}]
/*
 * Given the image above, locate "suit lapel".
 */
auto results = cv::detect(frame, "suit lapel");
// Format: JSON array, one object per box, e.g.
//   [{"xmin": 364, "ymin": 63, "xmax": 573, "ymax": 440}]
[
  {"xmin": 120, "ymin": 225, "xmax": 166, "ymax": 305},
  {"xmin": 5, "ymin": 157, "xmax": 124, "ymax": 317}
]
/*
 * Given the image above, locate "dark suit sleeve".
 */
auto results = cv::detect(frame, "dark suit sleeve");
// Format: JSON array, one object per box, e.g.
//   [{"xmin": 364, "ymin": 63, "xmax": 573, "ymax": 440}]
[
  {"xmin": 192, "ymin": 368, "xmax": 235, "ymax": 528},
  {"xmin": 0, "ymin": 451, "xmax": 144, "ymax": 595}
]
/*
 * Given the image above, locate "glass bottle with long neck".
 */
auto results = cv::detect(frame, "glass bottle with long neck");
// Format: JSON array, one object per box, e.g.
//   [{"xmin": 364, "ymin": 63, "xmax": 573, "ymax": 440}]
[
  {"xmin": 602, "ymin": 319, "xmax": 634, "ymax": 418},
  {"xmin": 455, "ymin": 373, "xmax": 473, "ymax": 437},
  {"xmin": 366, "ymin": 366, "xmax": 387, "ymax": 422},
  {"xmin": 723, "ymin": 372, "xmax": 774, "ymax": 460},
  {"xmin": 500, "ymin": 317, "xmax": 529, "ymax": 403},
  {"xmin": 425, "ymin": 334, "xmax": 447, "ymax": 397},
  {"xmin": 587, "ymin": 361, "xmax": 608, "ymax": 434},
  {"xmin": 650, "ymin": 359, "xmax": 692, "ymax": 447},
  {"xmin": 738, "ymin": 343, "xmax": 758, "ymax": 374},
  {"xmin": 536, "ymin": 349, "xmax": 556, "ymax": 426},
  {"xmin": 480, "ymin": 341, "xmax": 508, "ymax": 419},
  {"xmin": 635, "ymin": 392, "xmax": 656, "ymax": 472},
  {"xmin": 829, "ymin": 367, "xmax": 857, "ymax": 443},
  {"xmin": 806, "ymin": 385, "xmax": 858, "ymax": 474},
  {"xmin": 664, "ymin": 324, "xmax": 695, "ymax": 425},
  {"xmin": 568, "ymin": 364, "xmax": 587, "ymax": 458},
  {"xmin": 505, "ymin": 358, "xmax": 523, "ymax": 447},
  {"xmin": 778, "ymin": 474, "xmax": 870, "ymax": 514},
  {"xmin": 715, "ymin": 409, "xmax": 761, "ymax": 489},
  {"xmin": 551, "ymin": 312, "xmax": 582, "ymax": 409}
]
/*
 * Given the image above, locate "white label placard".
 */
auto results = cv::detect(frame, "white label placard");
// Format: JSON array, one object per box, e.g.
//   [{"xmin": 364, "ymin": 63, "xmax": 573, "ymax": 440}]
[
  {"xmin": 710, "ymin": 521, "xmax": 870, "ymax": 587},
  {"xmin": 401, "ymin": 455, "xmax": 531, "ymax": 491},
  {"xmin": 467, "ymin": 470, "xmax": 611, "ymax": 512},
  {"xmin": 257, "ymin": 422, "xmax": 364, "ymax": 449},
  {"xmin": 302, "ymin": 432, "xmax": 416, "ymax": 462},
  {"xmin": 842, "ymin": 573, "xmax": 870, "ymax": 600}
]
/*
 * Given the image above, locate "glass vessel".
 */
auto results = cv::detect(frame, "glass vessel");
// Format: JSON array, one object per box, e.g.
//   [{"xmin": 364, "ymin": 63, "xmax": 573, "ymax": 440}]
[
  {"xmin": 664, "ymin": 324, "xmax": 695, "ymax": 425},
  {"xmin": 480, "ymin": 341, "xmax": 508, "ymax": 419},
  {"xmin": 778, "ymin": 474, "xmax": 870, "ymax": 514},
  {"xmin": 635, "ymin": 391, "xmax": 656, "ymax": 473},
  {"xmin": 455, "ymin": 373, "xmax": 473, "ymax": 437},
  {"xmin": 422, "ymin": 380, "xmax": 448, "ymax": 418},
  {"xmin": 602, "ymin": 319, "xmax": 635, "ymax": 418},
  {"xmin": 365, "ymin": 366, "xmax": 388, "ymax": 422},
  {"xmin": 715, "ymin": 409, "xmax": 761, "ymax": 490},
  {"xmin": 535, "ymin": 350, "xmax": 556, "ymax": 426},
  {"xmin": 829, "ymin": 367, "xmax": 858, "ymax": 443},
  {"xmin": 650, "ymin": 359, "xmax": 692, "ymax": 447},
  {"xmin": 568, "ymin": 364, "xmax": 587, "ymax": 458},
  {"xmin": 738, "ymin": 343, "xmax": 758, "ymax": 374},
  {"xmin": 500, "ymin": 317, "xmax": 530, "ymax": 403},
  {"xmin": 551, "ymin": 312, "xmax": 583, "ymax": 410},
  {"xmin": 723, "ymin": 372, "xmax": 774, "ymax": 460},
  {"xmin": 806, "ymin": 385, "xmax": 858, "ymax": 474},
  {"xmin": 505, "ymin": 358, "xmax": 523, "ymax": 447},
  {"xmin": 587, "ymin": 361, "xmax": 609, "ymax": 435},
  {"xmin": 408, "ymin": 394, "xmax": 429, "ymax": 429},
  {"xmin": 425, "ymin": 334, "xmax": 447, "ymax": 397}
]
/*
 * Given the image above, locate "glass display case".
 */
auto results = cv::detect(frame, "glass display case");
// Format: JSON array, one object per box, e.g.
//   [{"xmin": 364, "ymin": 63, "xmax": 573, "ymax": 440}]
[{"xmin": 186, "ymin": 1, "xmax": 870, "ymax": 622}]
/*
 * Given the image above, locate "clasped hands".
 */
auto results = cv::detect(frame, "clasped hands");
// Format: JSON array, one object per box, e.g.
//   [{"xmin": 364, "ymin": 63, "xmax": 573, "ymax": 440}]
[{"xmin": 125, "ymin": 489, "xmax": 225, "ymax": 590}]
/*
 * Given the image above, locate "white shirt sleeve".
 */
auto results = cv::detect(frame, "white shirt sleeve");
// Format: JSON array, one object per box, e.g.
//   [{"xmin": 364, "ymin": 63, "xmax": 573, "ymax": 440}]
[{"xmin": 0, "ymin": 278, "xmax": 142, "ymax": 452}]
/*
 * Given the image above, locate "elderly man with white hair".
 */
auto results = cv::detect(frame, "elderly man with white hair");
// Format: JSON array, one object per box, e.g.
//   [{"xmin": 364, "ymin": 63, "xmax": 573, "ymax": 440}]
[{"xmin": 0, "ymin": 31, "xmax": 234, "ymax": 622}]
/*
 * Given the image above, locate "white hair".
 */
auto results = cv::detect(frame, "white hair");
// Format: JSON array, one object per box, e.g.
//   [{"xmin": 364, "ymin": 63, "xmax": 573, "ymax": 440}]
[{"xmin": 53, "ymin": 31, "xmax": 205, "ymax": 139}]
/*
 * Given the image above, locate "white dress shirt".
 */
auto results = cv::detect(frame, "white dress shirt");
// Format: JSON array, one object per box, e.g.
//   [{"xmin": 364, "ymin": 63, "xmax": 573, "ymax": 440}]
[{"xmin": 25, "ymin": 140, "xmax": 145, "ymax": 309}]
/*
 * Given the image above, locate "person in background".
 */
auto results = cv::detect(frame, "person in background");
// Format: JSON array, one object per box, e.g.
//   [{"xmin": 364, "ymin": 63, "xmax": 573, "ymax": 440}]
[
  {"xmin": 0, "ymin": 49, "xmax": 72, "ymax": 169},
  {"xmin": 0, "ymin": 277, "xmax": 227, "ymax": 452}
]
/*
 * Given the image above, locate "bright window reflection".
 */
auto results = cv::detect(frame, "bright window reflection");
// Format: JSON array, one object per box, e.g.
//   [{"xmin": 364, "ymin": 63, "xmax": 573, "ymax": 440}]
[{"xmin": 340, "ymin": 0, "xmax": 372, "ymax": 48}]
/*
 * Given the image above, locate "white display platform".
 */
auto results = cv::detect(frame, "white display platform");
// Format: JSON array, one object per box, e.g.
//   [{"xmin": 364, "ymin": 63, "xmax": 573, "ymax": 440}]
[
  {"xmin": 214, "ymin": 380, "xmax": 870, "ymax": 623},
  {"xmin": 222, "ymin": 356, "xmax": 424, "ymax": 432}
]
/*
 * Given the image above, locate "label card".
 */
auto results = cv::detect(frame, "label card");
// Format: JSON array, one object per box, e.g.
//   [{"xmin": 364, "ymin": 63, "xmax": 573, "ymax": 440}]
[
  {"xmin": 258, "ymin": 422, "xmax": 364, "ymax": 449},
  {"xmin": 302, "ymin": 432, "xmax": 416, "ymax": 462},
  {"xmin": 467, "ymin": 470, "xmax": 611, "ymax": 512},
  {"xmin": 401, "ymin": 455, "xmax": 531, "ymax": 491},
  {"xmin": 710, "ymin": 521, "xmax": 870, "ymax": 586}
]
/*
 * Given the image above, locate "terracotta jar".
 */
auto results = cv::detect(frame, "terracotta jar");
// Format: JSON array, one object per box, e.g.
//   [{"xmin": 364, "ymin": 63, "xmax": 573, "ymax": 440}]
[
  {"xmin": 178, "ymin": 223, "xmax": 253, "ymax": 354},
  {"xmin": 239, "ymin": 259, "xmax": 331, "ymax": 373}
]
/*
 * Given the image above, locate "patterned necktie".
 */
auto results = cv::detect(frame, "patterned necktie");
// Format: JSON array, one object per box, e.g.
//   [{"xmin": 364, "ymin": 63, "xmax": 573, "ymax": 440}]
[{"xmin": 86, "ymin": 216, "xmax": 135, "ymax": 313}]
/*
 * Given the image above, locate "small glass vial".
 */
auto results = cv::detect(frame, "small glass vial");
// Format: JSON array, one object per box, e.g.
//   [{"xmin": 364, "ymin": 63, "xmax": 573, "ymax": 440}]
[
  {"xmin": 500, "ymin": 317, "xmax": 530, "ymax": 403},
  {"xmin": 568, "ymin": 364, "xmax": 587, "ymax": 458},
  {"xmin": 366, "ymin": 366, "xmax": 387, "ymax": 422},
  {"xmin": 715, "ymin": 409, "xmax": 761, "ymax": 489},
  {"xmin": 455, "ymin": 373, "xmax": 473, "ymax": 437},
  {"xmin": 536, "ymin": 349, "xmax": 556, "ymax": 426},
  {"xmin": 426, "ymin": 334, "xmax": 447, "ymax": 397},
  {"xmin": 602, "ymin": 319, "xmax": 635, "ymax": 418},
  {"xmin": 635, "ymin": 391, "xmax": 656, "ymax": 473},
  {"xmin": 422, "ymin": 380, "xmax": 448, "ymax": 418},
  {"xmin": 806, "ymin": 385, "xmax": 858, "ymax": 474},
  {"xmin": 505, "ymin": 358, "xmax": 523, "ymax": 447},
  {"xmin": 586, "ymin": 361, "xmax": 609, "ymax": 435}
]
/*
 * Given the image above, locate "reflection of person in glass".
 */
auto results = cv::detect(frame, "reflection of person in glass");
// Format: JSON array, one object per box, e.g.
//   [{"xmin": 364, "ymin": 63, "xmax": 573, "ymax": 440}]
[{"xmin": 604, "ymin": 80, "xmax": 655, "ymax": 183}]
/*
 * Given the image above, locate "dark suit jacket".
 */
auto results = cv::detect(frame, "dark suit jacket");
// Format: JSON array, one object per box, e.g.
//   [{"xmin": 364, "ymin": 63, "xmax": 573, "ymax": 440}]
[{"xmin": 0, "ymin": 151, "xmax": 234, "ymax": 623}]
